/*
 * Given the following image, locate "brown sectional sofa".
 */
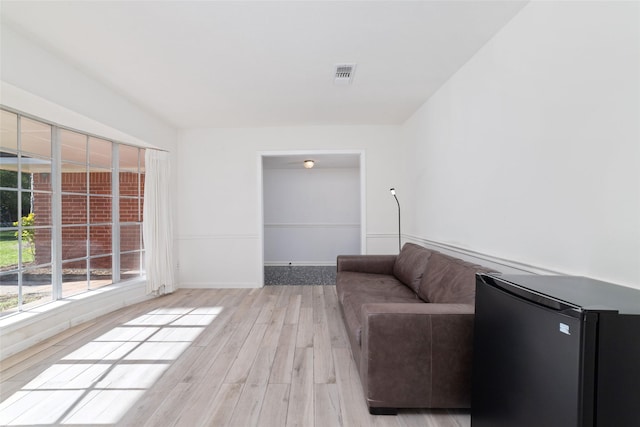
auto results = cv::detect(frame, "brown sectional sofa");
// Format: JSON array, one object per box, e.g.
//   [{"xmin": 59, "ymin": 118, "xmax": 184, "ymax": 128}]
[{"xmin": 336, "ymin": 243, "xmax": 494, "ymax": 415}]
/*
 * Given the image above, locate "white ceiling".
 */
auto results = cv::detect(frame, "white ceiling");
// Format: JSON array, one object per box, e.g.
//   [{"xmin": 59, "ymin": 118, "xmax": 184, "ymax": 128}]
[{"xmin": 1, "ymin": 1, "xmax": 528, "ymax": 129}]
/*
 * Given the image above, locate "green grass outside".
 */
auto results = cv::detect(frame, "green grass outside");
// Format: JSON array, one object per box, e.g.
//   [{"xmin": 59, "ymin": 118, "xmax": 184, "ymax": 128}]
[
  {"xmin": 0, "ymin": 230, "xmax": 35, "ymax": 268},
  {"xmin": 0, "ymin": 293, "xmax": 46, "ymax": 312}
]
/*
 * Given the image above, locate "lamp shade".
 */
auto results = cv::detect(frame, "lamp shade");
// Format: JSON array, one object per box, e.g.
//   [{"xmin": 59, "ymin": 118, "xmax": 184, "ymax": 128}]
[{"xmin": 304, "ymin": 160, "xmax": 315, "ymax": 169}]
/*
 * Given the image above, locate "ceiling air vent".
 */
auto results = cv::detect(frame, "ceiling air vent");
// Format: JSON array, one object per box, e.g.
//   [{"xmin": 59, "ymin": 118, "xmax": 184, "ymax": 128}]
[{"xmin": 334, "ymin": 63, "xmax": 356, "ymax": 85}]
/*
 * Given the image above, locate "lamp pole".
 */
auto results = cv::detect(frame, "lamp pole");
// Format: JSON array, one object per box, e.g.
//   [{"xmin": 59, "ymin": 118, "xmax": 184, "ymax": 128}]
[{"xmin": 390, "ymin": 188, "xmax": 401, "ymax": 252}]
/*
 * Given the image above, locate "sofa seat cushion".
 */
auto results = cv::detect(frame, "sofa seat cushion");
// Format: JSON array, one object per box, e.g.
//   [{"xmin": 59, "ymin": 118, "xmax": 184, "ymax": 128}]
[
  {"xmin": 340, "ymin": 280, "xmax": 420, "ymax": 347},
  {"xmin": 418, "ymin": 252, "xmax": 491, "ymax": 304},
  {"xmin": 392, "ymin": 243, "xmax": 435, "ymax": 293},
  {"xmin": 336, "ymin": 271, "xmax": 417, "ymax": 304}
]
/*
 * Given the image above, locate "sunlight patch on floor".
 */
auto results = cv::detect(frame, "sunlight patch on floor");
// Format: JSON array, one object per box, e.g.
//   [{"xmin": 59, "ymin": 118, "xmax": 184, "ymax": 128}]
[{"xmin": 0, "ymin": 306, "xmax": 223, "ymax": 425}]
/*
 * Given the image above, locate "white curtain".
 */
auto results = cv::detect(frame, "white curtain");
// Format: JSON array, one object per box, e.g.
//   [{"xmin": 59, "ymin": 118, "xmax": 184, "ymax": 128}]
[{"xmin": 143, "ymin": 149, "xmax": 176, "ymax": 295}]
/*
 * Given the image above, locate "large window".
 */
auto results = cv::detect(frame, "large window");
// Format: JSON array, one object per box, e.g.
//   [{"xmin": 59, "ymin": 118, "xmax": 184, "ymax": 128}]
[{"xmin": 0, "ymin": 108, "xmax": 145, "ymax": 316}]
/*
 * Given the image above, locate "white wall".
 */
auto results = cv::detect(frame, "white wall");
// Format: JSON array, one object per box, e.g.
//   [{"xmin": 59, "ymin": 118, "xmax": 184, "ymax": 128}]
[
  {"xmin": 263, "ymin": 167, "xmax": 360, "ymax": 265},
  {"xmin": 400, "ymin": 1, "xmax": 640, "ymax": 289},
  {"xmin": 176, "ymin": 126, "xmax": 401, "ymax": 288}
]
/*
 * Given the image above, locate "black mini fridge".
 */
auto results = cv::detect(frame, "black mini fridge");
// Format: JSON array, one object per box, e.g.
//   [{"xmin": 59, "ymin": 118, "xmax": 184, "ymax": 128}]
[{"xmin": 471, "ymin": 274, "xmax": 640, "ymax": 427}]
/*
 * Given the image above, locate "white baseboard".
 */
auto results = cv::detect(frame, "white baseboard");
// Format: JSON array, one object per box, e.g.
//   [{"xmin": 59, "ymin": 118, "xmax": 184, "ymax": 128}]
[{"xmin": 264, "ymin": 262, "xmax": 337, "ymax": 267}]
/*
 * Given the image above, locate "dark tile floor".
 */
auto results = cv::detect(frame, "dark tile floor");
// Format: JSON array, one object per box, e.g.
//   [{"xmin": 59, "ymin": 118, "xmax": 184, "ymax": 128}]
[{"xmin": 264, "ymin": 265, "xmax": 337, "ymax": 286}]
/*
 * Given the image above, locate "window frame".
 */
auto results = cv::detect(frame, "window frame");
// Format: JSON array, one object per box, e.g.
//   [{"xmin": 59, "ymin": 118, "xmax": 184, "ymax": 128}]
[{"xmin": 0, "ymin": 106, "xmax": 146, "ymax": 316}]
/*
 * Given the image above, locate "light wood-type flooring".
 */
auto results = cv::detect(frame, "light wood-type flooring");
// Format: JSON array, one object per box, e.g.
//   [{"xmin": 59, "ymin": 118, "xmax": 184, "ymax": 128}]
[{"xmin": 0, "ymin": 286, "xmax": 470, "ymax": 426}]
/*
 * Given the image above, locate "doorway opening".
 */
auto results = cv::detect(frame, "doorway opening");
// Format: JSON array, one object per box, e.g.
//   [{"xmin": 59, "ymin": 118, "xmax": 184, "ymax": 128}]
[{"xmin": 259, "ymin": 151, "xmax": 365, "ymax": 286}]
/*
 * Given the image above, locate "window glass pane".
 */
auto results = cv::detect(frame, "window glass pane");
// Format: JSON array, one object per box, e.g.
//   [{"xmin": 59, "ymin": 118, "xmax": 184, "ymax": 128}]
[
  {"xmin": 0, "ymin": 269, "xmax": 53, "ymax": 316},
  {"xmin": 119, "ymin": 145, "xmax": 139, "ymax": 171},
  {"xmin": 20, "ymin": 118, "xmax": 51, "ymax": 158},
  {"xmin": 0, "ymin": 153, "xmax": 34, "ymax": 192},
  {"xmin": 89, "ymin": 137, "xmax": 112, "ymax": 168},
  {"xmin": 21, "ymin": 156, "xmax": 51, "ymax": 175},
  {"xmin": 119, "ymin": 171, "xmax": 139, "ymax": 196},
  {"xmin": 32, "ymin": 227, "xmax": 52, "ymax": 266},
  {"xmin": 19, "ymin": 192, "xmax": 34, "ymax": 219},
  {"xmin": 120, "ymin": 224, "xmax": 141, "ymax": 252},
  {"xmin": 20, "ymin": 170, "xmax": 32, "ymax": 191},
  {"xmin": 89, "ymin": 225, "xmax": 111, "ymax": 256},
  {"xmin": 0, "ymin": 228, "xmax": 19, "ymax": 271},
  {"xmin": 31, "ymin": 168, "xmax": 51, "ymax": 191},
  {"xmin": 62, "ymin": 195, "xmax": 87, "ymax": 224},
  {"xmin": 0, "ymin": 189, "xmax": 18, "ymax": 225},
  {"xmin": 89, "ymin": 196, "xmax": 112, "ymax": 223},
  {"xmin": 120, "ymin": 197, "xmax": 139, "ymax": 222},
  {"xmin": 140, "ymin": 150, "xmax": 145, "ymax": 206},
  {"xmin": 62, "ymin": 259, "xmax": 87, "ymax": 298},
  {"xmin": 61, "ymin": 167, "xmax": 87, "ymax": 193},
  {"xmin": 23, "ymin": 266, "xmax": 52, "ymax": 309},
  {"xmin": 140, "ymin": 149, "xmax": 145, "ymax": 171},
  {"xmin": 20, "ymin": 226, "xmax": 37, "ymax": 266},
  {"xmin": 1, "ymin": 152, "xmax": 18, "ymax": 188},
  {"xmin": 31, "ymin": 193, "xmax": 52, "ymax": 227},
  {"xmin": 89, "ymin": 255, "xmax": 112, "ymax": 289},
  {"xmin": 121, "ymin": 252, "xmax": 142, "ymax": 281},
  {"xmin": 62, "ymin": 226, "xmax": 87, "ymax": 260},
  {"xmin": 0, "ymin": 272, "xmax": 18, "ymax": 316},
  {"xmin": 89, "ymin": 170, "xmax": 112, "ymax": 195},
  {"xmin": 60, "ymin": 129, "xmax": 86, "ymax": 163},
  {"xmin": 0, "ymin": 110, "xmax": 18, "ymax": 151}
]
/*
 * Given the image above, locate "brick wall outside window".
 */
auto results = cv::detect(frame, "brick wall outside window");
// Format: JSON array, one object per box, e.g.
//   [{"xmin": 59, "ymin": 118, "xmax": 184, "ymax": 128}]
[{"xmin": 32, "ymin": 171, "xmax": 144, "ymax": 269}]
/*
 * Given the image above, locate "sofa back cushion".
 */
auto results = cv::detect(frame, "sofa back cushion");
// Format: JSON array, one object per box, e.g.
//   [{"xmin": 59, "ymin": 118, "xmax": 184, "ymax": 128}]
[
  {"xmin": 393, "ymin": 243, "xmax": 434, "ymax": 293},
  {"xmin": 418, "ymin": 252, "xmax": 491, "ymax": 304}
]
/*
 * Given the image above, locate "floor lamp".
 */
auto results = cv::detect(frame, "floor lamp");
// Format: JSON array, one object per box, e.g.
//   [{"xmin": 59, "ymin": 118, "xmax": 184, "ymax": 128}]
[{"xmin": 390, "ymin": 188, "xmax": 401, "ymax": 252}]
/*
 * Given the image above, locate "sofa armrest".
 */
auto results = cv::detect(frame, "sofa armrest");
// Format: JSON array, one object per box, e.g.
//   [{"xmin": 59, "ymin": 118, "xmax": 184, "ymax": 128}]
[
  {"xmin": 336, "ymin": 255, "xmax": 397, "ymax": 275},
  {"xmin": 360, "ymin": 303, "xmax": 475, "ymax": 409}
]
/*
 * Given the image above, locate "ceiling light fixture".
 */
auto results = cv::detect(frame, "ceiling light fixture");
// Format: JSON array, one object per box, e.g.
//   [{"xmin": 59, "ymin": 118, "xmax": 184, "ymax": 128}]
[{"xmin": 304, "ymin": 160, "xmax": 315, "ymax": 169}]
